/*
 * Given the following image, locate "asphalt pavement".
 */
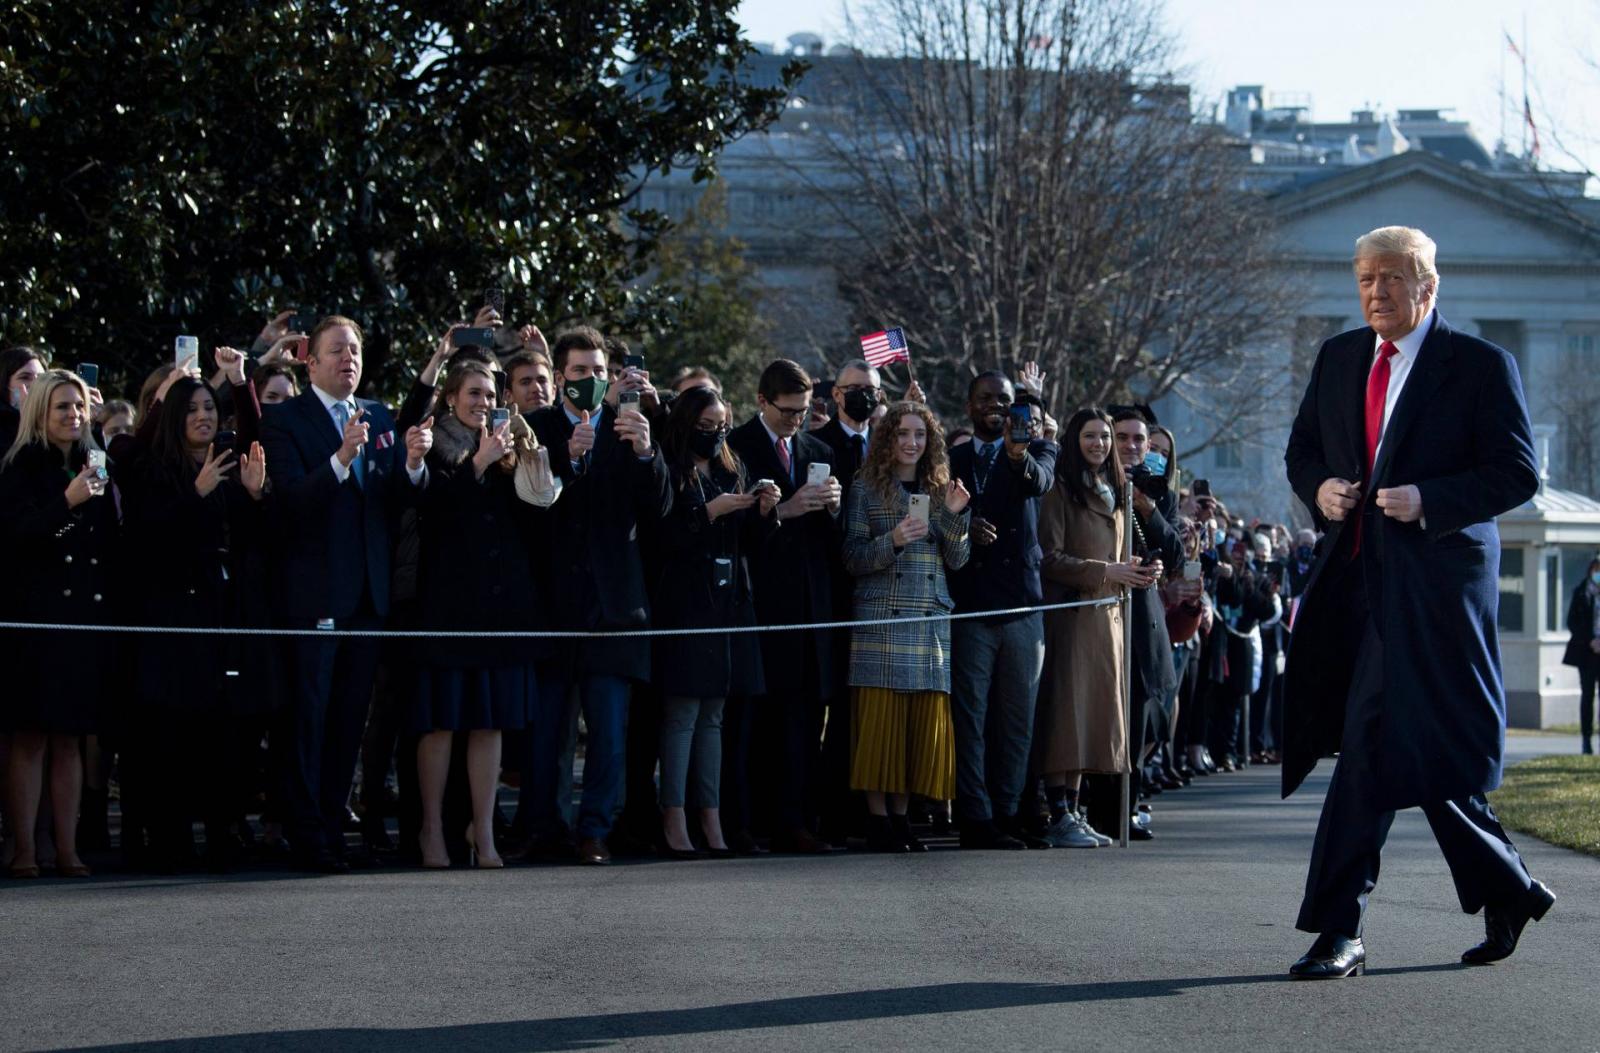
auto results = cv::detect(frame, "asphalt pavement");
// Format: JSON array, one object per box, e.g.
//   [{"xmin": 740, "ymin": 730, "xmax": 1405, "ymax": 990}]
[{"xmin": 2, "ymin": 734, "xmax": 1596, "ymax": 1052}]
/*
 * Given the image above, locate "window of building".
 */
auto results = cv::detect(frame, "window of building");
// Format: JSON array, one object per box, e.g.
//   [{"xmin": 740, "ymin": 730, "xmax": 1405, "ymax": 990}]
[
  {"xmin": 1498, "ymin": 546, "xmax": 1525, "ymax": 633},
  {"xmin": 1477, "ymin": 320, "xmax": 1526, "ymax": 375},
  {"xmin": 1546, "ymin": 551, "xmax": 1562, "ymax": 634},
  {"xmin": 1213, "ymin": 442, "xmax": 1243, "ymax": 470}
]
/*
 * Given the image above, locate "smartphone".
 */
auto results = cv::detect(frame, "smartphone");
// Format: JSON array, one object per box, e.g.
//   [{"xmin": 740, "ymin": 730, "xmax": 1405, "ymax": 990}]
[
  {"xmin": 807, "ymin": 462, "xmax": 831, "ymax": 487},
  {"xmin": 1192, "ymin": 478, "xmax": 1212, "ymax": 499},
  {"xmin": 175, "ymin": 335, "xmax": 199, "ymax": 369},
  {"xmin": 76, "ymin": 363, "xmax": 99, "ymax": 388},
  {"xmin": 754, "ymin": 478, "xmax": 776, "ymax": 494},
  {"xmin": 484, "ymin": 287, "xmax": 504, "ymax": 315},
  {"xmin": 1008, "ymin": 405, "xmax": 1031, "ymax": 444},
  {"xmin": 87, "ymin": 449, "xmax": 108, "ymax": 480},
  {"xmin": 622, "ymin": 353, "xmax": 646, "ymax": 372},
  {"xmin": 450, "ymin": 327, "xmax": 496, "ymax": 349},
  {"xmin": 287, "ymin": 313, "xmax": 314, "ymax": 333},
  {"xmin": 1183, "ymin": 560, "xmax": 1202, "ymax": 581},
  {"xmin": 490, "ymin": 407, "xmax": 511, "ymax": 431},
  {"xmin": 292, "ymin": 335, "xmax": 309, "ymax": 362},
  {"xmin": 618, "ymin": 389, "xmax": 641, "ymax": 413},
  {"xmin": 909, "ymin": 493, "xmax": 931, "ymax": 525}
]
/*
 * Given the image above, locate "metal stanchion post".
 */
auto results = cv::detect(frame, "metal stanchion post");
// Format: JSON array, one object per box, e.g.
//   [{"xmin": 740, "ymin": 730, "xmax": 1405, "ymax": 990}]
[{"xmin": 1119, "ymin": 481, "xmax": 1133, "ymax": 848}]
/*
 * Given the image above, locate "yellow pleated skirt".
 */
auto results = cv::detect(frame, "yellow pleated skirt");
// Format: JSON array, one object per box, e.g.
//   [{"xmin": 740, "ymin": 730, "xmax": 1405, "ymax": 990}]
[{"xmin": 850, "ymin": 687, "xmax": 956, "ymax": 799}]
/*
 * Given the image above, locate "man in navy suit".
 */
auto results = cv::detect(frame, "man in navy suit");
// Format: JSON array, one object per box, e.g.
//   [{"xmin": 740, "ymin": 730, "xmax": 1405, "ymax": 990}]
[
  {"xmin": 1283, "ymin": 226, "xmax": 1553, "ymax": 978},
  {"xmin": 261, "ymin": 315, "xmax": 431, "ymax": 871},
  {"xmin": 947, "ymin": 371, "xmax": 1057, "ymax": 849}
]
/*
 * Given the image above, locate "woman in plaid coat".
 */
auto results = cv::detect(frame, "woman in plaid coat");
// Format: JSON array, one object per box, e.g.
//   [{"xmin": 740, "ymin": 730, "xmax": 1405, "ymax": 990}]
[{"xmin": 842, "ymin": 401, "xmax": 972, "ymax": 852}]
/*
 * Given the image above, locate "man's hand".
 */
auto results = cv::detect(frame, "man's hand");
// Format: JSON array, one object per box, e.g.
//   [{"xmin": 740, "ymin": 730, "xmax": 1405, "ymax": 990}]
[
  {"xmin": 258, "ymin": 309, "xmax": 295, "ymax": 347},
  {"xmin": 1375, "ymin": 484, "xmax": 1423, "ymax": 523},
  {"xmin": 568, "ymin": 410, "xmax": 596, "ymax": 462},
  {"xmin": 1017, "ymin": 361, "xmax": 1046, "ymax": 400},
  {"xmin": 1130, "ymin": 487, "xmax": 1155, "ymax": 517},
  {"xmin": 517, "ymin": 324, "xmax": 549, "ymax": 356},
  {"xmin": 1003, "ymin": 431, "xmax": 1028, "ymax": 462},
  {"xmin": 971, "ymin": 515, "xmax": 999, "ymax": 546},
  {"xmin": 1316, "ymin": 477, "xmax": 1362, "ymax": 522},
  {"xmin": 820, "ymin": 477, "xmax": 842, "ymax": 514},
  {"xmin": 406, "ymin": 415, "xmax": 434, "ymax": 472},
  {"xmin": 614, "ymin": 407, "xmax": 651, "ymax": 457},
  {"xmin": 337, "ymin": 407, "xmax": 369, "ymax": 468},
  {"xmin": 472, "ymin": 305, "xmax": 503, "ymax": 330},
  {"xmin": 776, "ymin": 483, "xmax": 826, "ymax": 521}
]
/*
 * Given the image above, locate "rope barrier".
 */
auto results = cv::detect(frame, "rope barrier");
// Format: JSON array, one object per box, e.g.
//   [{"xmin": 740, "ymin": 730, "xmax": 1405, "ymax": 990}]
[{"xmin": 0, "ymin": 595, "xmax": 1121, "ymax": 641}]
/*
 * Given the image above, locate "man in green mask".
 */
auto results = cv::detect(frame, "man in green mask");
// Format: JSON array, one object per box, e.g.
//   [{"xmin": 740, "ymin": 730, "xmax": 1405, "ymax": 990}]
[{"xmin": 517, "ymin": 325, "xmax": 671, "ymax": 866}]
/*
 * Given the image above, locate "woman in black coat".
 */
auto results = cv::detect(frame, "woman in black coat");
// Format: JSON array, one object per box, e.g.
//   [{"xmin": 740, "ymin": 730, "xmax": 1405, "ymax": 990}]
[
  {"xmin": 651, "ymin": 386, "xmax": 778, "ymax": 857},
  {"xmin": 0, "ymin": 370, "xmax": 117, "ymax": 878},
  {"xmin": 1561, "ymin": 556, "xmax": 1600, "ymax": 755},
  {"xmin": 118, "ymin": 376, "xmax": 273, "ymax": 871},
  {"xmin": 0, "ymin": 345, "xmax": 46, "ymax": 453},
  {"xmin": 411, "ymin": 359, "xmax": 547, "ymax": 869}
]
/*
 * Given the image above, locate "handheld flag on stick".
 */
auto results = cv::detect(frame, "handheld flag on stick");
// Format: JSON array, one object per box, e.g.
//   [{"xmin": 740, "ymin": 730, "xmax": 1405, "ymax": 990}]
[{"xmin": 860, "ymin": 327, "xmax": 909, "ymax": 369}]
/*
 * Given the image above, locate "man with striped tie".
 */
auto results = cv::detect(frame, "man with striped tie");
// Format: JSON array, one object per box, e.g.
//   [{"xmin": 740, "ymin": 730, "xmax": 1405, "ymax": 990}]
[{"xmin": 1283, "ymin": 226, "xmax": 1553, "ymax": 978}]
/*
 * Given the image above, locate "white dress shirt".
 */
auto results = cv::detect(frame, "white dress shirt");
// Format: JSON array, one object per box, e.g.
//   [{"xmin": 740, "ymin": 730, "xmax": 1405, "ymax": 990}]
[
  {"xmin": 311, "ymin": 384, "xmax": 425, "ymax": 485},
  {"xmin": 1368, "ymin": 308, "xmax": 1434, "ymax": 470}
]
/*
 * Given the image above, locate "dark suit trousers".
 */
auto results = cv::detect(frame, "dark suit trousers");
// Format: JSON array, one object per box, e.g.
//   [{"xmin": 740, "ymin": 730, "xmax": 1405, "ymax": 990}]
[
  {"xmin": 284, "ymin": 603, "xmax": 382, "ymax": 853},
  {"xmin": 1297, "ymin": 612, "xmax": 1533, "ymax": 936}
]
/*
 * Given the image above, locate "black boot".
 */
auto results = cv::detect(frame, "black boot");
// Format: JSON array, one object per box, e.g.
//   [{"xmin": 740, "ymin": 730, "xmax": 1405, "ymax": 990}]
[{"xmin": 866, "ymin": 815, "xmax": 908, "ymax": 853}]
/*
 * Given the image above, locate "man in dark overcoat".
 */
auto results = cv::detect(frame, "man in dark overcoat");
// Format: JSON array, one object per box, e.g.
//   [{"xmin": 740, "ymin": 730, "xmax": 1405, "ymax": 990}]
[{"xmin": 1282, "ymin": 225, "xmax": 1553, "ymax": 979}]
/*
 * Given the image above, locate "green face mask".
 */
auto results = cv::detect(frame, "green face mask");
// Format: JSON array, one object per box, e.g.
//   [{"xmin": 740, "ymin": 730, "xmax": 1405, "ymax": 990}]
[{"xmin": 564, "ymin": 375, "xmax": 608, "ymax": 414}]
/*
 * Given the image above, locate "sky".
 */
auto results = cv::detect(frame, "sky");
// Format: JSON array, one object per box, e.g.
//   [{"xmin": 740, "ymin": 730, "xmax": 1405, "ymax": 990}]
[{"xmin": 735, "ymin": 0, "xmax": 1600, "ymax": 181}]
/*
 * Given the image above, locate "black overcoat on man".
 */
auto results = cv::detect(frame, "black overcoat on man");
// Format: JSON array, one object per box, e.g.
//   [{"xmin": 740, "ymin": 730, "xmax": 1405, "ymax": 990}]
[{"xmin": 1283, "ymin": 313, "xmax": 1538, "ymax": 811}]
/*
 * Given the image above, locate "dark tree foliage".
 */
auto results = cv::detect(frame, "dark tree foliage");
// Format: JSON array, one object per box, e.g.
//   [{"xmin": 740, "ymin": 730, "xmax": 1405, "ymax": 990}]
[{"xmin": 0, "ymin": 1, "xmax": 800, "ymax": 397}]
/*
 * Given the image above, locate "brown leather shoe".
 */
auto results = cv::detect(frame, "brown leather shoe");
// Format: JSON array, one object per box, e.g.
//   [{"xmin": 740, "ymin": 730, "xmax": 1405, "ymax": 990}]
[{"xmin": 575, "ymin": 838, "xmax": 611, "ymax": 865}]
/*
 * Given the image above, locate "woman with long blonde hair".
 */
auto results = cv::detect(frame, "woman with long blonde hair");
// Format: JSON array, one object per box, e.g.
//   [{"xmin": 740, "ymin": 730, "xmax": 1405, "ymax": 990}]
[
  {"xmin": 0, "ymin": 370, "xmax": 117, "ymax": 878},
  {"xmin": 842, "ymin": 401, "xmax": 972, "ymax": 852}
]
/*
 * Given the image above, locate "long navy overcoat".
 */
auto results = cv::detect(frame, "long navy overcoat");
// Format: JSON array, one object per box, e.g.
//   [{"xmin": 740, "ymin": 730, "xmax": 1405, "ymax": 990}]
[{"xmin": 1283, "ymin": 313, "xmax": 1539, "ymax": 810}]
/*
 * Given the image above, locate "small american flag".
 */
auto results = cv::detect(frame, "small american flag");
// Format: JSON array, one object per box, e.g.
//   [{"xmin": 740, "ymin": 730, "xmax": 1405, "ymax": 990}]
[{"xmin": 860, "ymin": 327, "xmax": 909, "ymax": 368}]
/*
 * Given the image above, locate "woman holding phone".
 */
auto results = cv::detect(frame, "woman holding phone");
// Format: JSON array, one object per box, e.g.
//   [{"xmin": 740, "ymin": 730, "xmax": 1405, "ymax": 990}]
[
  {"xmin": 650, "ymin": 385, "xmax": 778, "ymax": 857},
  {"xmin": 0, "ymin": 370, "xmax": 117, "ymax": 878},
  {"xmin": 410, "ymin": 359, "xmax": 546, "ymax": 869},
  {"xmin": 842, "ymin": 401, "xmax": 971, "ymax": 852},
  {"xmin": 1033, "ymin": 407, "xmax": 1152, "ymax": 849},
  {"xmin": 119, "ymin": 376, "xmax": 274, "ymax": 871}
]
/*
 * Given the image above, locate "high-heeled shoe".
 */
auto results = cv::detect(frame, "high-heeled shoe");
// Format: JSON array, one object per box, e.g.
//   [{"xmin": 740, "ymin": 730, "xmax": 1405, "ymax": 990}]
[
  {"xmin": 8, "ymin": 863, "xmax": 41, "ymax": 879},
  {"xmin": 464, "ymin": 824, "xmax": 504, "ymax": 869},
  {"xmin": 417, "ymin": 832, "xmax": 451, "ymax": 870},
  {"xmin": 655, "ymin": 831, "xmax": 704, "ymax": 860},
  {"xmin": 56, "ymin": 861, "xmax": 92, "ymax": 878}
]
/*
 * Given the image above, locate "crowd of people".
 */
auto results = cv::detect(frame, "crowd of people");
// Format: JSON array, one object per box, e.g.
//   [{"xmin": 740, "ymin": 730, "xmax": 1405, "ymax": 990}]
[{"xmin": 0, "ymin": 308, "xmax": 1318, "ymax": 877}]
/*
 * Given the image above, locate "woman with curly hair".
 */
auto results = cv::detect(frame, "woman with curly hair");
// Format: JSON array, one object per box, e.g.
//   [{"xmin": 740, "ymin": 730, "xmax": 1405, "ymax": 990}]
[{"xmin": 842, "ymin": 401, "xmax": 972, "ymax": 852}]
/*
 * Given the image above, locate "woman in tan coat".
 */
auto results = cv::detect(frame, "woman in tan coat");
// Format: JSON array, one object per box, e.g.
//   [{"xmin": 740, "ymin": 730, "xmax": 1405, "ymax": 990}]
[{"xmin": 1035, "ymin": 407, "xmax": 1157, "ymax": 848}]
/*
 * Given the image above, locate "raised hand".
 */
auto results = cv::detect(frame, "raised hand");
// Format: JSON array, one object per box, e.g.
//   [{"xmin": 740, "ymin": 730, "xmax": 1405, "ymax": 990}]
[
  {"xmin": 472, "ymin": 305, "xmax": 503, "ymax": 330},
  {"xmin": 337, "ymin": 407, "xmax": 369, "ymax": 468},
  {"xmin": 258, "ymin": 309, "xmax": 295, "ymax": 346},
  {"xmin": 195, "ymin": 443, "xmax": 236, "ymax": 498},
  {"xmin": 904, "ymin": 379, "xmax": 926, "ymax": 404},
  {"xmin": 568, "ymin": 409, "xmax": 596, "ymax": 462},
  {"xmin": 945, "ymin": 478, "xmax": 971, "ymax": 514},
  {"xmin": 406, "ymin": 414, "xmax": 434, "ymax": 472},
  {"xmin": 1017, "ymin": 361, "xmax": 1046, "ymax": 400},
  {"xmin": 518, "ymin": 324, "xmax": 549, "ymax": 355},
  {"xmin": 240, "ymin": 441, "xmax": 267, "ymax": 499},
  {"xmin": 214, "ymin": 346, "xmax": 247, "ymax": 385},
  {"xmin": 614, "ymin": 406, "xmax": 652, "ymax": 456}
]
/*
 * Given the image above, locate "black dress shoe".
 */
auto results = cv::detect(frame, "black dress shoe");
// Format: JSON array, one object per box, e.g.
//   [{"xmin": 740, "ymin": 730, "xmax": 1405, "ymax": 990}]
[
  {"xmin": 1462, "ymin": 880, "xmax": 1555, "ymax": 964},
  {"xmin": 294, "ymin": 846, "xmax": 349, "ymax": 874},
  {"xmin": 1290, "ymin": 933, "xmax": 1365, "ymax": 979},
  {"xmin": 996, "ymin": 815, "xmax": 1052, "ymax": 849},
  {"xmin": 959, "ymin": 820, "xmax": 1026, "ymax": 850}
]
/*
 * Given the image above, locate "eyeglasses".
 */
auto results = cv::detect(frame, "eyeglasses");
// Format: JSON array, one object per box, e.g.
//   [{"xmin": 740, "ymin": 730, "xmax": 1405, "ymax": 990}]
[{"xmin": 770, "ymin": 404, "xmax": 810, "ymax": 420}]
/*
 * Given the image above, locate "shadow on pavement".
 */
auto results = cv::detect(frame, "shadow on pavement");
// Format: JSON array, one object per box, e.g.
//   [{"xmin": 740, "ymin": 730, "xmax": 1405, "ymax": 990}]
[{"xmin": 50, "ymin": 970, "xmax": 1467, "ymax": 1052}]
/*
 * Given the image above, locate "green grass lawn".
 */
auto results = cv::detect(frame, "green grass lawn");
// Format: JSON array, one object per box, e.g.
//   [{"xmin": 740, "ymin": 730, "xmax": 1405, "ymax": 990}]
[
  {"xmin": 1506, "ymin": 724, "xmax": 1581, "ymax": 736},
  {"xmin": 1491, "ymin": 755, "xmax": 1600, "ymax": 857}
]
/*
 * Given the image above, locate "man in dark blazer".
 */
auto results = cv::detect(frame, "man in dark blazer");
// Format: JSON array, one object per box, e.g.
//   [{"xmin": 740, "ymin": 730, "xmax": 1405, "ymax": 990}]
[
  {"xmin": 1283, "ymin": 225, "xmax": 1552, "ymax": 978},
  {"xmin": 260, "ymin": 315, "xmax": 431, "ymax": 871},
  {"xmin": 728, "ymin": 358, "xmax": 843, "ymax": 853},
  {"xmin": 947, "ymin": 371, "xmax": 1057, "ymax": 849},
  {"xmin": 812, "ymin": 358, "xmax": 880, "ymax": 502},
  {"xmin": 523, "ymin": 326, "xmax": 671, "ymax": 865}
]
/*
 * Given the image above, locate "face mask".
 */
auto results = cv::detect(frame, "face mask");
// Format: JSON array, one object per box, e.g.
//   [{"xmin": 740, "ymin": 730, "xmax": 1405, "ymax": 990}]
[
  {"xmin": 1143, "ymin": 451, "xmax": 1167, "ymax": 477},
  {"xmin": 688, "ymin": 430, "xmax": 725, "ymax": 461},
  {"xmin": 1591, "ymin": 571, "xmax": 1600, "ymax": 586},
  {"xmin": 1296, "ymin": 546, "xmax": 1313, "ymax": 562},
  {"xmin": 1214, "ymin": 529, "xmax": 1227, "ymax": 547},
  {"xmin": 843, "ymin": 388, "xmax": 877, "ymax": 424},
  {"xmin": 563, "ymin": 375, "xmax": 607, "ymax": 414}
]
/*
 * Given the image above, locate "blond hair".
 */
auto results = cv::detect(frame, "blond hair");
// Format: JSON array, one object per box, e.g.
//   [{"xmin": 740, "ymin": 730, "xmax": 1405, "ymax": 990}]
[
  {"xmin": 1353, "ymin": 226, "xmax": 1440, "ymax": 293},
  {"xmin": 4, "ymin": 369, "xmax": 100, "ymax": 467}
]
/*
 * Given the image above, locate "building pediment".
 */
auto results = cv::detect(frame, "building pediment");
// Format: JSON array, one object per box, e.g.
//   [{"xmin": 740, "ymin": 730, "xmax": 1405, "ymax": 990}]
[{"xmin": 1268, "ymin": 152, "xmax": 1600, "ymax": 266}]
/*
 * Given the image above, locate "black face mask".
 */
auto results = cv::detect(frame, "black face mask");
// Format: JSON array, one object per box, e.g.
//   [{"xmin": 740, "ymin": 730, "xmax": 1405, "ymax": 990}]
[
  {"xmin": 843, "ymin": 388, "xmax": 877, "ymax": 424},
  {"xmin": 1296, "ymin": 546, "xmax": 1313, "ymax": 562},
  {"xmin": 689, "ymin": 430, "xmax": 725, "ymax": 461}
]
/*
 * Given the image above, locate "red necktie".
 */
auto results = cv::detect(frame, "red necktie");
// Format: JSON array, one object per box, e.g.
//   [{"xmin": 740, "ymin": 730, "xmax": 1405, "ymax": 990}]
[
  {"xmin": 1352, "ymin": 340, "xmax": 1398, "ymax": 556},
  {"xmin": 776, "ymin": 437, "xmax": 792, "ymax": 480}
]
